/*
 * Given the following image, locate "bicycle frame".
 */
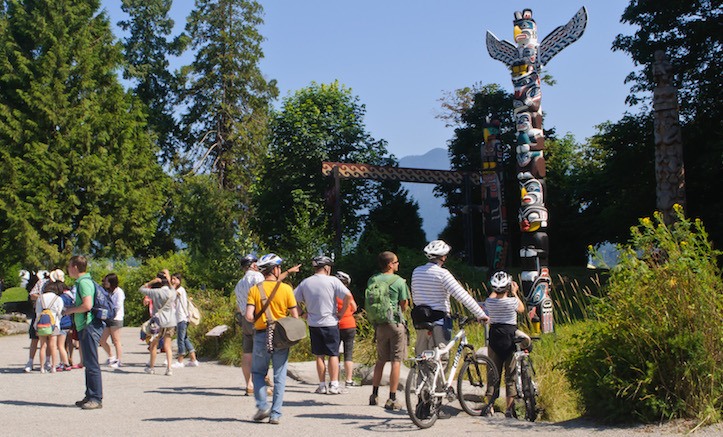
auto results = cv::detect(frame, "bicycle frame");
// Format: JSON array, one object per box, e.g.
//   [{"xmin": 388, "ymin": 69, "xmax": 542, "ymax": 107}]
[{"xmin": 413, "ymin": 319, "xmax": 474, "ymax": 399}]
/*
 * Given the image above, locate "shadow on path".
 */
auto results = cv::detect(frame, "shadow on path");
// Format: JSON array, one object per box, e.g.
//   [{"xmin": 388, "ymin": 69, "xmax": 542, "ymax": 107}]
[{"xmin": 0, "ymin": 399, "xmax": 74, "ymax": 409}]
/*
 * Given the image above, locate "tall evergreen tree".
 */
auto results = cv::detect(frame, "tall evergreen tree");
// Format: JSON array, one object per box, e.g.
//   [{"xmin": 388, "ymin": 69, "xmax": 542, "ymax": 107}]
[
  {"xmin": 0, "ymin": 0, "xmax": 166, "ymax": 268},
  {"xmin": 357, "ymin": 181, "xmax": 426, "ymax": 254},
  {"xmin": 253, "ymin": 81, "xmax": 390, "ymax": 254},
  {"xmin": 180, "ymin": 0, "xmax": 277, "ymax": 198},
  {"xmin": 118, "ymin": 0, "xmax": 186, "ymax": 166}
]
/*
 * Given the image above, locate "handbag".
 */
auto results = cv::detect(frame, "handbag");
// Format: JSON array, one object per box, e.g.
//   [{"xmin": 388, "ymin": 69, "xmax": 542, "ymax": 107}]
[
  {"xmin": 187, "ymin": 298, "xmax": 201, "ymax": 326},
  {"xmin": 256, "ymin": 281, "xmax": 307, "ymax": 351}
]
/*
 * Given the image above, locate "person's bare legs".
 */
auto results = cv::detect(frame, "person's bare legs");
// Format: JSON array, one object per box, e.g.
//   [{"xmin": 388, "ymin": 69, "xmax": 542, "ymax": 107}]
[
  {"xmin": 328, "ymin": 356, "xmax": 340, "ymax": 383},
  {"xmin": 99, "ymin": 327, "xmax": 112, "ymax": 358},
  {"xmin": 164, "ymin": 334, "xmax": 173, "ymax": 373},
  {"xmin": 315, "ymin": 355, "xmax": 327, "ymax": 384},
  {"xmin": 242, "ymin": 352, "xmax": 253, "ymax": 391},
  {"xmin": 149, "ymin": 337, "xmax": 159, "ymax": 368},
  {"xmin": 38, "ymin": 337, "xmax": 48, "ymax": 372},
  {"xmin": 28, "ymin": 338, "xmax": 39, "ymax": 362},
  {"xmin": 372, "ymin": 360, "xmax": 385, "ymax": 386},
  {"xmin": 48, "ymin": 335, "xmax": 58, "ymax": 370},
  {"xmin": 109, "ymin": 326, "xmax": 122, "ymax": 363},
  {"xmin": 389, "ymin": 360, "xmax": 401, "ymax": 393},
  {"xmin": 57, "ymin": 333, "xmax": 69, "ymax": 366}
]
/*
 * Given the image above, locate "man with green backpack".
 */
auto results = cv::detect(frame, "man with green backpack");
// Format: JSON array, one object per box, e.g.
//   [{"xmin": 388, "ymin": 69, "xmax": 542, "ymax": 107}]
[{"xmin": 366, "ymin": 251, "xmax": 410, "ymax": 411}]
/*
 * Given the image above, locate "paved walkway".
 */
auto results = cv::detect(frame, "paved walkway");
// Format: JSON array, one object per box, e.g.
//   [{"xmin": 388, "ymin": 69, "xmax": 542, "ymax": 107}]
[{"xmin": 0, "ymin": 328, "xmax": 716, "ymax": 436}]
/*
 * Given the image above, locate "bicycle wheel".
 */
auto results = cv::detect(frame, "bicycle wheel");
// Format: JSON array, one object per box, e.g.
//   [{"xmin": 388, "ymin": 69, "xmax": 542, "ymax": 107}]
[
  {"xmin": 520, "ymin": 358, "xmax": 537, "ymax": 422},
  {"xmin": 405, "ymin": 362, "xmax": 439, "ymax": 428},
  {"xmin": 457, "ymin": 355, "xmax": 498, "ymax": 416}
]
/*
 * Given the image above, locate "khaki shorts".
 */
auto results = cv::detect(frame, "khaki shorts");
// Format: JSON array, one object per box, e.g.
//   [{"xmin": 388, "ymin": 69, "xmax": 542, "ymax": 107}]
[
  {"xmin": 160, "ymin": 327, "xmax": 176, "ymax": 338},
  {"xmin": 375, "ymin": 323, "xmax": 407, "ymax": 362}
]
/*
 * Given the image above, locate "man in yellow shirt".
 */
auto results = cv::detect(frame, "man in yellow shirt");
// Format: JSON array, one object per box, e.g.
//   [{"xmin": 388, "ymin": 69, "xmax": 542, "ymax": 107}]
[{"xmin": 245, "ymin": 253, "xmax": 299, "ymax": 425}]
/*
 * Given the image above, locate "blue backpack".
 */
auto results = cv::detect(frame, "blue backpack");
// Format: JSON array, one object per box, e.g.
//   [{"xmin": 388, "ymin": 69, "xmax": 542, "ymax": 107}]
[{"xmin": 77, "ymin": 277, "xmax": 116, "ymax": 321}]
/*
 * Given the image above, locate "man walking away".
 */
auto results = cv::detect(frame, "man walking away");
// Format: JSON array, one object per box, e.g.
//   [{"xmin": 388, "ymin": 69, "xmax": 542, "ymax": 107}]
[
  {"xmin": 294, "ymin": 255, "xmax": 352, "ymax": 395},
  {"xmin": 64, "ymin": 255, "xmax": 104, "ymax": 410},
  {"xmin": 367, "ymin": 251, "xmax": 410, "ymax": 411}
]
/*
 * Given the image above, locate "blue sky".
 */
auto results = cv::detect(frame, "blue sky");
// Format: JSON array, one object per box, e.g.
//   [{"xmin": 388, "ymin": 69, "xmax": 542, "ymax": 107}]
[{"xmin": 101, "ymin": 1, "xmax": 637, "ymax": 161}]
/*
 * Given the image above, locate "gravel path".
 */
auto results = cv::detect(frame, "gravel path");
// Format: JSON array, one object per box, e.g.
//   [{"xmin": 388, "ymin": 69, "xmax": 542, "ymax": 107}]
[{"xmin": 0, "ymin": 328, "xmax": 718, "ymax": 436}]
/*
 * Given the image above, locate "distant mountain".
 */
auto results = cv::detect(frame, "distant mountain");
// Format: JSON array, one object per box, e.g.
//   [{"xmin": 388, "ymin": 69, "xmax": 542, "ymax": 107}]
[{"xmin": 398, "ymin": 148, "xmax": 450, "ymax": 241}]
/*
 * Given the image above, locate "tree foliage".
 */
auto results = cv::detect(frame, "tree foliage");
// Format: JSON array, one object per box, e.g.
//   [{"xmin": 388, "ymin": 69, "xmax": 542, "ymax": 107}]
[
  {"xmin": 180, "ymin": 0, "xmax": 277, "ymax": 196},
  {"xmin": 0, "ymin": 0, "xmax": 166, "ymax": 268},
  {"xmin": 253, "ymin": 81, "xmax": 389, "ymax": 255},
  {"xmin": 612, "ymin": 0, "xmax": 721, "ymax": 120},
  {"xmin": 119, "ymin": 0, "xmax": 186, "ymax": 166}
]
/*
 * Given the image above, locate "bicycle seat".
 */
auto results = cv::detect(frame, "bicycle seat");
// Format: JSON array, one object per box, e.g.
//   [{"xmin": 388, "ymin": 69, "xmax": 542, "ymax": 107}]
[{"xmin": 514, "ymin": 337, "xmax": 533, "ymax": 353}]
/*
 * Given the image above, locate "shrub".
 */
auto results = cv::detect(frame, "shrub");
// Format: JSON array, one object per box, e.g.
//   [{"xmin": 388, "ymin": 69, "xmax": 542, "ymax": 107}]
[{"xmin": 563, "ymin": 208, "xmax": 723, "ymax": 423}]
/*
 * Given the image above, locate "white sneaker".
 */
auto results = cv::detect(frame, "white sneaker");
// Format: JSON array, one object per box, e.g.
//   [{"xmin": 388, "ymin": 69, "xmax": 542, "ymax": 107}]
[
  {"xmin": 171, "ymin": 362, "xmax": 185, "ymax": 369},
  {"xmin": 328, "ymin": 385, "xmax": 341, "ymax": 395},
  {"xmin": 314, "ymin": 385, "xmax": 327, "ymax": 394},
  {"xmin": 144, "ymin": 367, "xmax": 155, "ymax": 374},
  {"xmin": 186, "ymin": 360, "xmax": 200, "ymax": 367},
  {"xmin": 109, "ymin": 361, "xmax": 121, "ymax": 369},
  {"xmin": 24, "ymin": 360, "xmax": 33, "ymax": 373},
  {"xmin": 106, "ymin": 356, "xmax": 117, "ymax": 365},
  {"xmin": 165, "ymin": 368, "xmax": 173, "ymax": 376}
]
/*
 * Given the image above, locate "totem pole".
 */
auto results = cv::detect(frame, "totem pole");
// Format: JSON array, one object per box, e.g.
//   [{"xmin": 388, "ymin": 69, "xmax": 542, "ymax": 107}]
[
  {"xmin": 652, "ymin": 50, "xmax": 686, "ymax": 225},
  {"xmin": 481, "ymin": 119, "xmax": 510, "ymax": 272},
  {"xmin": 486, "ymin": 7, "xmax": 587, "ymax": 334}
]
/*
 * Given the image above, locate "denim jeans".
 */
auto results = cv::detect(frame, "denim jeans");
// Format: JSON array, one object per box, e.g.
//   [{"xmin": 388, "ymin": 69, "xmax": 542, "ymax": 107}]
[
  {"xmin": 176, "ymin": 321, "xmax": 195, "ymax": 355},
  {"xmin": 251, "ymin": 331, "xmax": 289, "ymax": 420},
  {"xmin": 79, "ymin": 318, "xmax": 104, "ymax": 402}
]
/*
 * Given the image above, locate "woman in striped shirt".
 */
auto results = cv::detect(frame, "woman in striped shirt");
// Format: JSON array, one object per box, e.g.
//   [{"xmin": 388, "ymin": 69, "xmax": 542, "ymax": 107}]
[{"xmin": 484, "ymin": 271, "xmax": 530, "ymax": 418}]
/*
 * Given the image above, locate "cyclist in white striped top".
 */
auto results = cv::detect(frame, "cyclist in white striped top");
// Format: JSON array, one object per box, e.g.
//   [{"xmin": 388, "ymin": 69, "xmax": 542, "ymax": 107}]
[{"xmin": 411, "ymin": 240, "xmax": 489, "ymax": 355}]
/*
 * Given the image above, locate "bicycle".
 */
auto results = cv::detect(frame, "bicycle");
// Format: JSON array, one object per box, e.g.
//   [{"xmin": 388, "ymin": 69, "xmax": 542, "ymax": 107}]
[
  {"xmin": 405, "ymin": 315, "xmax": 499, "ymax": 429},
  {"xmin": 488, "ymin": 335, "xmax": 539, "ymax": 421},
  {"xmin": 510, "ymin": 336, "xmax": 539, "ymax": 421}
]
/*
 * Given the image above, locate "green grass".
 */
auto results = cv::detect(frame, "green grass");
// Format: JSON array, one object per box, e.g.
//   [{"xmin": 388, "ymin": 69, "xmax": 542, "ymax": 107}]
[{"xmin": 0, "ymin": 287, "xmax": 27, "ymax": 305}]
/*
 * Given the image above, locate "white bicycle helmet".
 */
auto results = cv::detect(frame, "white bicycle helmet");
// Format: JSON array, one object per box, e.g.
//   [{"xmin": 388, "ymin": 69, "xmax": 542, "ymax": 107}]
[
  {"xmin": 257, "ymin": 253, "xmax": 283, "ymax": 271},
  {"xmin": 312, "ymin": 255, "xmax": 334, "ymax": 268},
  {"xmin": 490, "ymin": 271, "xmax": 512, "ymax": 294},
  {"xmin": 423, "ymin": 240, "xmax": 451, "ymax": 260},
  {"xmin": 334, "ymin": 271, "xmax": 351, "ymax": 286}
]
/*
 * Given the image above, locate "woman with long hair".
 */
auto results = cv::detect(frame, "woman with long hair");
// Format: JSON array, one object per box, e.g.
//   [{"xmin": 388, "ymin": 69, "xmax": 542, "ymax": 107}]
[{"xmin": 99, "ymin": 273, "xmax": 125, "ymax": 368}]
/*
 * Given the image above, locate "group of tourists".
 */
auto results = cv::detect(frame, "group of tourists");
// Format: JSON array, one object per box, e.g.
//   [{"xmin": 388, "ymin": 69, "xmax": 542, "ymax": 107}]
[
  {"xmin": 22, "ymin": 257, "xmax": 200, "ymax": 410},
  {"xmin": 240, "ymin": 239, "xmax": 529, "ymax": 424},
  {"xmin": 20, "ymin": 239, "xmax": 530, "ymax": 423}
]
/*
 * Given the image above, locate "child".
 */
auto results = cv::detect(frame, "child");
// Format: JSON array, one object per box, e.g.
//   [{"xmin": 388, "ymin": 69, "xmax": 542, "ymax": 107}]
[{"xmin": 35, "ymin": 280, "xmax": 64, "ymax": 373}]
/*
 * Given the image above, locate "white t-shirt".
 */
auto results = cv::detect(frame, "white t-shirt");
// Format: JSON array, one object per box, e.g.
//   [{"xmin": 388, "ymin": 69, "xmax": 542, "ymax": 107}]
[
  {"xmin": 175, "ymin": 286, "xmax": 189, "ymax": 322},
  {"xmin": 111, "ymin": 287, "xmax": 125, "ymax": 321},
  {"xmin": 234, "ymin": 270, "xmax": 264, "ymax": 312}
]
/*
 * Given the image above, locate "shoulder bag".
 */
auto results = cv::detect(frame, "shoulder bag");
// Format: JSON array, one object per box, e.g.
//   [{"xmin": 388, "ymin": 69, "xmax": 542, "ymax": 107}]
[{"xmin": 256, "ymin": 281, "xmax": 307, "ymax": 351}]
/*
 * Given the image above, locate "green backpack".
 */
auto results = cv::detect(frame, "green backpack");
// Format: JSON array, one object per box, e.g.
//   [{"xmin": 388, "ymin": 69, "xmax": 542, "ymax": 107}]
[{"xmin": 364, "ymin": 274, "xmax": 402, "ymax": 325}]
